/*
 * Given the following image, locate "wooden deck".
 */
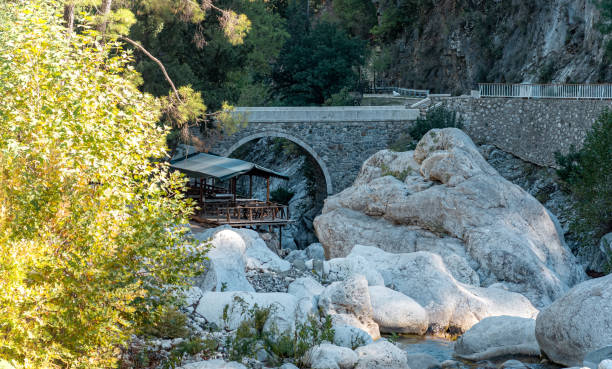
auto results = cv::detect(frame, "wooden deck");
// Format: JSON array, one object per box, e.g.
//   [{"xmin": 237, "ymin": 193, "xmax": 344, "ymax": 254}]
[{"xmin": 191, "ymin": 198, "xmax": 293, "ymax": 228}]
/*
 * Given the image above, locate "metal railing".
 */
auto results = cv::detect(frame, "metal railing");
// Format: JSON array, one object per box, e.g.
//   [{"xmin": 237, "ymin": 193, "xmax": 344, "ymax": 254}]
[
  {"xmin": 478, "ymin": 83, "xmax": 612, "ymax": 99},
  {"xmin": 367, "ymin": 87, "xmax": 430, "ymax": 98}
]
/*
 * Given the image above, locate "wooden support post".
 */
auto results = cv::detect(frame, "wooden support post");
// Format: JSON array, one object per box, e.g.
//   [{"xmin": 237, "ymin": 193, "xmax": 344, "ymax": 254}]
[
  {"xmin": 249, "ymin": 175, "xmax": 253, "ymax": 198},
  {"xmin": 266, "ymin": 177, "xmax": 270, "ymax": 203},
  {"xmin": 199, "ymin": 178, "xmax": 203, "ymax": 204},
  {"xmin": 232, "ymin": 178, "xmax": 237, "ymax": 204}
]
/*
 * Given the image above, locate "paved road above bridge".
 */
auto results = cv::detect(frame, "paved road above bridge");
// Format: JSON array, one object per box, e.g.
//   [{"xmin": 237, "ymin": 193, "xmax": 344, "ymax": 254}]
[{"xmin": 211, "ymin": 107, "xmax": 419, "ymax": 195}]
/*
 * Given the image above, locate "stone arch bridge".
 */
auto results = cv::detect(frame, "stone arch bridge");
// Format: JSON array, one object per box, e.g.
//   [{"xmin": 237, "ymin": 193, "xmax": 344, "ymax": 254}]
[{"xmin": 211, "ymin": 107, "xmax": 419, "ymax": 195}]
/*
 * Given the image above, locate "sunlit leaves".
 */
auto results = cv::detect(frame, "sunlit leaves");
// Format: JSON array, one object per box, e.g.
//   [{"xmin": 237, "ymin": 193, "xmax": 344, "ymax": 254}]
[
  {"xmin": 220, "ymin": 10, "xmax": 251, "ymax": 45},
  {"xmin": 107, "ymin": 8, "xmax": 137, "ymax": 36},
  {"xmin": 0, "ymin": 2, "xmax": 208, "ymax": 368}
]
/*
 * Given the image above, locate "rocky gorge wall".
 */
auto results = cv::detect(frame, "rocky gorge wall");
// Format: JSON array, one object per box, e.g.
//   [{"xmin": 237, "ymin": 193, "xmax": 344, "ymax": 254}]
[
  {"xmin": 380, "ymin": 0, "xmax": 612, "ymax": 93},
  {"xmin": 435, "ymin": 96, "xmax": 612, "ymax": 167}
]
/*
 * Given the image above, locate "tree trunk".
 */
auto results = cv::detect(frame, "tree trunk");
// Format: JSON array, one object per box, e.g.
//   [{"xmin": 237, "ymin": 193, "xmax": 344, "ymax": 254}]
[
  {"xmin": 97, "ymin": 0, "xmax": 113, "ymax": 35},
  {"xmin": 63, "ymin": 2, "xmax": 74, "ymax": 31}
]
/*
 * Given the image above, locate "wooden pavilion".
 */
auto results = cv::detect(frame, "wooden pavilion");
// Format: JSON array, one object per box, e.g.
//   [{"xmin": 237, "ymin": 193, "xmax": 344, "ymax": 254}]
[{"xmin": 170, "ymin": 146, "xmax": 293, "ymax": 231}]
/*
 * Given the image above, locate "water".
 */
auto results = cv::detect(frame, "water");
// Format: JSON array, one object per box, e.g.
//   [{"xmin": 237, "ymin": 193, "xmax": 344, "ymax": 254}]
[
  {"xmin": 394, "ymin": 335, "xmax": 562, "ymax": 369},
  {"xmin": 395, "ymin": 335, "xmax": 456, "ymax": 362}
]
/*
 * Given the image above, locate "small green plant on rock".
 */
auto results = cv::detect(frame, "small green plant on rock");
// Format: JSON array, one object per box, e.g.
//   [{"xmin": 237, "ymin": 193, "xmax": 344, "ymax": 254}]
[{"xmin": 380, "ymin": 163, "xmax": 411, "ymax": 181}]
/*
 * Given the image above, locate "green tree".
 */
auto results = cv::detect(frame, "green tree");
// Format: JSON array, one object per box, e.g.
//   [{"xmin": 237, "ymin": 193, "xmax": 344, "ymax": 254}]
[
  {"xmin": 0, "ymin": 2, "xmax": 207, "ymax": 368},
  {"xmin": 272, "ymin": 21, "xmax": 367, "ymax": 105},
  {"xmin": 596, "ymin": 0, "xmax": 612, "ymax": 58},
  {"xmin": 330, "ymin": 0, "xmax": 377, "ymax": 39},
  {"xmin": 371, "ymin": 0, "xmax": 432, "ymax": 42},
  {"xmin": 555, "ymin": 110, "xmax": 612, "ymax": 245}
]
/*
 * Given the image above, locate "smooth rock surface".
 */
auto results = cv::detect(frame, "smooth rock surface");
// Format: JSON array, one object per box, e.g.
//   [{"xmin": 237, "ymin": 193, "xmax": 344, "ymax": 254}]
[
  {"xmin": 368, "ymin": 285, "xmax": 428, "ymax": 334},
  {"xmin": 332, "ymin": 324, "xmax": 373, "ymax": 349},
  {"xmin": 195, "ymin": 228, "xmax": 254, "ymax": 292},
  {"xmin": 325, "ymin": 256, "xmax": 385, "ymax": 286},
  {"xmin": 303, "ymin": 343, "xmax": 358, "ymax": 369},
  {"xmin": 238, "ymin": 228, "xmax": 291, "ymax": 272},
  {"xmin": 318, "ymin": 275, "xmax": 380, "ymax": 339},
  {"xmin": 305, "ymin": 243, "xmax": 326, "ymax": 260},
  {"xmin": 536, "ymin": 274, "xmax": 612, "ymax": 366},
  {"xmin": 355, "ymin": 340, "xmax": 409, "ymax": 369},
  {"xmin": 288, "ymin": 277, "xmax": 324, "ymax": 301},
  {"xmin": 454, "ymin": 316, "xmax": 540, "ymax": 361}
]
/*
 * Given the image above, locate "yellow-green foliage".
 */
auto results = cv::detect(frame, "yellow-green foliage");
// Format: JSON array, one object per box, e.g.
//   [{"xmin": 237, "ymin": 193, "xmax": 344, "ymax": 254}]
[{"xmin": 0, "ymin": 2, "xmax": 208, "ymax": 368}]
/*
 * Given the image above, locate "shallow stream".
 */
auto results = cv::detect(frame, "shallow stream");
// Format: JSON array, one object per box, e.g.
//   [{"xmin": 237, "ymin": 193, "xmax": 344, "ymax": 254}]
[{"xmin": 395, "ymin": 335, "xmax": 561, "ymax": 369}]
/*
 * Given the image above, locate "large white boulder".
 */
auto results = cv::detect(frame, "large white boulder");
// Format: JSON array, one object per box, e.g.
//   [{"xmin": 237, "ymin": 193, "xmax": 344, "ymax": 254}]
[
  {"xmin": 348, "ymin": 245, "xmax": 538, "ymax": 335},
  {"xmin": 195, "ymin": 228, "xmax": 254, "ymax": 292},
  {"xmin": 318, "ymin": 275, "xmax": 380, "ymax": 339},
  {"xmin": 314, "ymin": 129, "xmax": 586, "ymax": 308},
  {"xmin": 195, "ymin": 291, "xmax": 302, "ymax": 333},
  {"xmin": 288, "ymin": 277, "xmax": 324, "ymax": 301},
  {"xmin": 535, "ymin": 274, "xmax": 612, "ymax": 367},
  {"xmin": 332, "ymin": 324, "xmax": 373, "ymax": 349},
  {"xmin": 194, "ymin": 227, "xmax": 289, "ymax": 292},
  {"xmin": 368, "ymin": 285, "xmax": 428, "ymax": 335},
  {"xmin": 235, "ymin": 228, "xmax": 290, "ymax": 272},
  {"xmin": 303, "ymin": 343, "xmax": 358, "ymax": 369},
  {"xmin": 305, "ymin": 243, "xmax": 326, "ymax": 260},
  {"xmin": 354, "ymin": 340, "xmax": 409, "ymax": 369},
  {"xmin": 454, "ymin": 316, "xmax": 540, "ymax": 361},
  {"xmin": 180, "ymin": 360, "xmax": 246, "ymax": 369},
  {"xmin": 325, "ymin": 255, "xmax": 385, "ymax": 286},
  {"xmin": 288, "ymin": 277, "xmax": 324, "ymax": 313},
  {"xmin": 599, "ymin": 360, "xmax": 612, "ymax": 369}
]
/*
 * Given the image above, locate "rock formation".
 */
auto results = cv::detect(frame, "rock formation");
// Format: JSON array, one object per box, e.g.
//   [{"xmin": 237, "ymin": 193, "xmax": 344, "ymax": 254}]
[{"xmin": 314, "ymin": 128, "xmax": 586, "ymax": 310}]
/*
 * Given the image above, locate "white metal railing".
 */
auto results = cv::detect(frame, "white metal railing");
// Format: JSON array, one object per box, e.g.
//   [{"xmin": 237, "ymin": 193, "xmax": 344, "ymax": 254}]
[
  {"xmin": 478, "ymin": 83, "xmax": 612, "ymax": 99},
  {"xmin": 369, "ymin": 87, "xmax": 430, "ymax": 98}
]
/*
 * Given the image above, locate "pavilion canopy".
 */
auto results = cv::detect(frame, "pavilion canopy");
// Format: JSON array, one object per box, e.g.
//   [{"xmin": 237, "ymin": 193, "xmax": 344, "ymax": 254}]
[{"xmin": 170, "ymin": 146, "xmax": 289, "ymax": 181}]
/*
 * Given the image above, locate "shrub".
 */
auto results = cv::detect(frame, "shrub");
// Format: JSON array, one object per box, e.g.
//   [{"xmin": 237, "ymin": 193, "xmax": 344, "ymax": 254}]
[
  {"xmin": 0, "ymin": 3, "xmax": 208, "ymax": 368},
  {"xmin": 324, "ymin": 87, "xmax": 361, "ymax": 106},
  {"xmin": 555, "ymin": 110, "xmax": 612, "ymax": 247},
  {"xmin": 389, "ymin": 106, "xmax": 464, "ymax": 151},
  {"xmin": 226, "ymin": 304, "xmax": 334, "ymax": 366},
  {"xmin": 162, "ymin": 338, "xmax": 219, "ymax": 369},
  {"xmin": 141, "ymin": 306, "xmax": 191, "ymax": 339},
  {"xmin": 270, "ymin": 187, "xmax": 295, "ymax": 205},
  {"xmin": 409, "ymin": 106, "xmax": 464, "ymax": 142}
]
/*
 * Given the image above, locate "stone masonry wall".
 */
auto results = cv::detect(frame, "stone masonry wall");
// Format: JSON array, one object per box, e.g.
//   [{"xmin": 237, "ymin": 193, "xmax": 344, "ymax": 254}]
[{"xmin": 435, "ymin": 97, "xmax": 612, "ymax": 167}]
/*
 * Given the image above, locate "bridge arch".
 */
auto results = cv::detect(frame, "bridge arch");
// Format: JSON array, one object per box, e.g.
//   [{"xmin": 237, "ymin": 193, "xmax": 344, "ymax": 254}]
[{"xmin": 223, "ymin": 131, "xmax": 334, "ymax": 195}]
